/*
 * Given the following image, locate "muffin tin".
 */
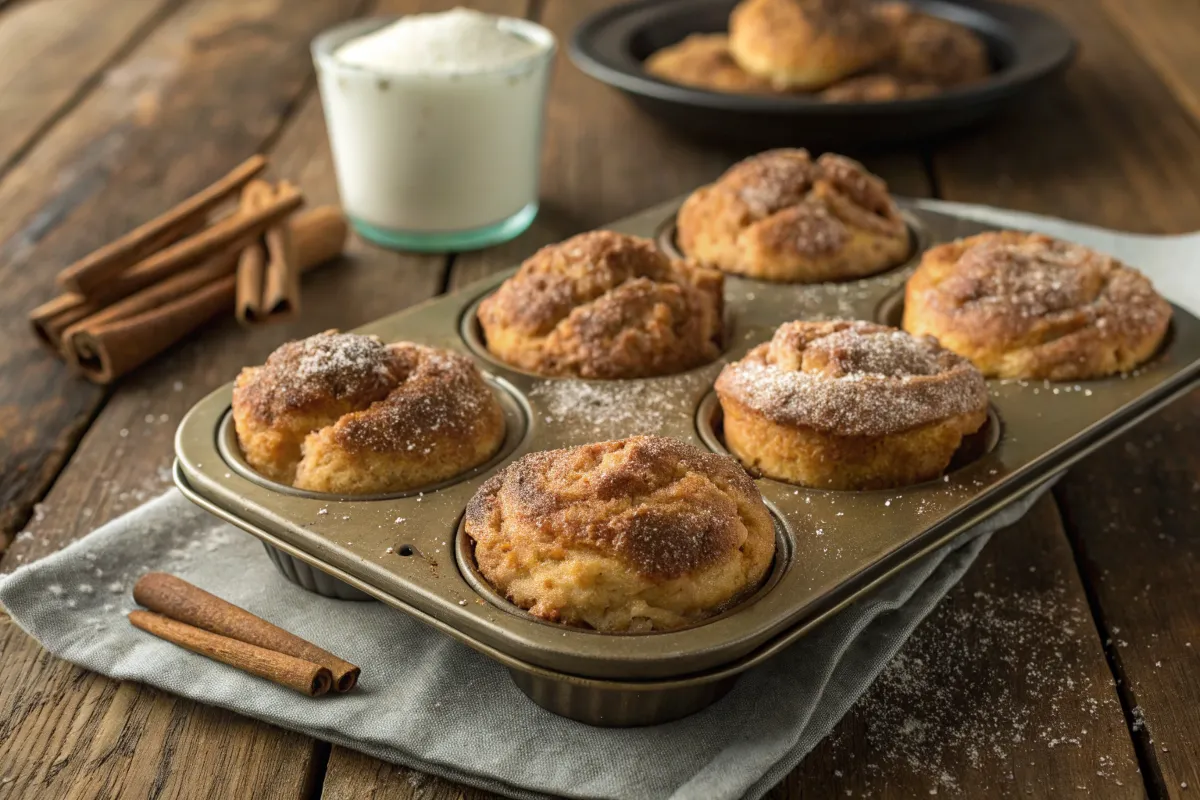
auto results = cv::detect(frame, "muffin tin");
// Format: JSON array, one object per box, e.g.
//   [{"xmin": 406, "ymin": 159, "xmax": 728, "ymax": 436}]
[{"xmin": 174, "ymin": 197, "xmax": 1200, "ymax": 726}]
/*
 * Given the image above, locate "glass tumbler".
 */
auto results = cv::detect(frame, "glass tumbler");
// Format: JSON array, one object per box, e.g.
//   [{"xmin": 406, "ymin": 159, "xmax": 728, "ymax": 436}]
[{"xmin": 312, "ymin": 16, "xmax": 556, "ymax": 252}]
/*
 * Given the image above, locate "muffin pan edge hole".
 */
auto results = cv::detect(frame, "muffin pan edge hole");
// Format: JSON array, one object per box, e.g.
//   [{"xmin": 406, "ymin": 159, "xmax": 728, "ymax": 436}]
[
  {"xmin": 453, "ymin": 509, "xmax": 792, "ymax": 637},
  {"xmin": 459, "ymin": 288, "xmax": 737, "ymax": 380},
  {"xmin": 215, "ymin": 373, "xmax": 530, "ymax": 502},
  {"xmin": 694, "ymin": 391, "xmax": 1003, "ymax": 490},
  {"xmin": 654, "ymin": 208, "xmax": 930, "ymax": 285}
]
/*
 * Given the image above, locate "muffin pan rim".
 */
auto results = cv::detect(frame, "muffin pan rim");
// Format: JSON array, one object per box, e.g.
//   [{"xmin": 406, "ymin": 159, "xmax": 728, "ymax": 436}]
[{"xmin": 174, "ymin": 196, "xmax": 1200, "ymax": 688}]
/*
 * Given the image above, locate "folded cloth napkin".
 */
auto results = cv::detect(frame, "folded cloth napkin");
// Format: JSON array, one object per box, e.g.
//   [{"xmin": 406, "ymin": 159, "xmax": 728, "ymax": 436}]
[{"xmin": 0, "ymin": 484, "xmax": 1051, "ymax": 800}]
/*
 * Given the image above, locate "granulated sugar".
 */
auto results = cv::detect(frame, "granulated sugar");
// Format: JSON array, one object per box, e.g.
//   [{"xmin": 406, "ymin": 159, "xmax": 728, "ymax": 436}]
[
  {"xmin": 821, "ymin": 571, "xmax": 1134, "ymax": 794},
  {"xmin": 529, "ymin": 377, "xmax": 697, "ymax": 438},
  {"xmin": 336, "ymin": 8, "xmax": 544, "ymax": 74}
]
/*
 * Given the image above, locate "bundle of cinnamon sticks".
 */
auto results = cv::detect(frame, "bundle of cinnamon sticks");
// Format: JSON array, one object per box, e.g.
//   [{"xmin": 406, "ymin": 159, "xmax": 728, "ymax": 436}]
[
  {"xmin": 131, "ymin": 572, "xmax": 360, "ymax": 696},
  {"xmin": 29, "ymin": 155, "xmax": 349, "ymax": 385}
]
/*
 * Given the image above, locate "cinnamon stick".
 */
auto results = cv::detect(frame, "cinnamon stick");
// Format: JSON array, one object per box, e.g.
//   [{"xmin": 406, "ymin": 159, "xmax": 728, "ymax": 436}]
[
  {"xmin": 79, "ymin": 183, "xmax": 303, "ymax": 306},
  {"xmin": 261, "ymin": 181, "xmax": 300, "ymax": 321},
  {"xmin": 234, "ymin": 181, "xmax": 273, "ymax": 325},
  {"xmin": 57, "ymin": 155, "xmax": 265, "ymax": 295},
  {"xmin": 61, "ymin": 206, "xmax": 347, "ymax": 384},
  {"xmin": 129, "ymin": 610, "xmax": 333, "ymax": 696},
  {"xmin": 134, "ymin": 572, "xmax": 360, "ymax": 692},
  {"xmin": 29, "ymin": 293, "xmax": 99, "ymax": 353},
  {"xmin": 31, "ymin": 212, "xmax": 209, "ymax": 353}
]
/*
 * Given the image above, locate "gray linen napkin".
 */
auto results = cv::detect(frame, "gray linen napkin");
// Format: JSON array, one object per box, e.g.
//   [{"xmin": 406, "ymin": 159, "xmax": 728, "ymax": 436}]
[{"xmin": 0, "ymin": 483, "xmax": 1050, "ymax": 800}]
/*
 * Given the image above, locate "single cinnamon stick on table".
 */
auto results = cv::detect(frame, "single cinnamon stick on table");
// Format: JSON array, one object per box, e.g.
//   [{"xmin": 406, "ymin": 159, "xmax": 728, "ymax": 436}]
[
  {"xmin": 261, "ymin": 180, "xmax": 300, "ymax": 321},
  {"xmin": 129, "ymin": 610, "xmax": 333, "ymax": 696},
  {"xmin": 134, "ymin": 572, "xmax": 360, "ymax": 692},
  {"xmin": 61, "ymin": 206, "xmax": 347, "ymax": 384},
  {"xmin": 234, "ymin": 180, "xmax": 273, "ymax": 325},
  {"xmin": 57, "ymin": 155, "xmax": 265, "ymax": 295}
]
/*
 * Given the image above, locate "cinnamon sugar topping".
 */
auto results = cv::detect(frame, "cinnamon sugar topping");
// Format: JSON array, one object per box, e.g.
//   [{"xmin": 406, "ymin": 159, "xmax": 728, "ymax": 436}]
[
  {"xmin": 467, "ymin": 435, "xmax": 764, "ymax": 579},
  {"xmin": 239, "ymin": 331, "xmax": 399, "ymax": 421},
  {"xmin": 332, "ymin": 344, "xmax": 493, "ymax": 454},
  {"xmin": 717, "ymin": 320, "xmax": 988, "ymax": 437}
]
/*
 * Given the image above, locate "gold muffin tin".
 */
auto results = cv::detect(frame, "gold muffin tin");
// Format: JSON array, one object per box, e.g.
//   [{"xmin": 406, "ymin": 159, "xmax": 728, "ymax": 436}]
[{"xmin": 175, "ymin": 197, "xmax": 1200, "ymax": 726}]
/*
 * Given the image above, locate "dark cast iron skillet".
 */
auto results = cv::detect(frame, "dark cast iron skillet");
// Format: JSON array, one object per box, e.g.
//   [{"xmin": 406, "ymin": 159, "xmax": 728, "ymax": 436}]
[{"xmin": 569, "ymin": 0, "xmax": 1077, "ymax": 149}]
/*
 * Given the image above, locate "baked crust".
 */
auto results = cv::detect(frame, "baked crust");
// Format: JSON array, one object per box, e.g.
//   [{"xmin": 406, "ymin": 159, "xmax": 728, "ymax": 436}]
[
  {"xmin": 875, "ymin": 1, "xmax": 989, "ymax": 88},
  {"xmin": 644, "ymin": 33, "xmax": 774, "ymax": 94},
  {"xmin": 464, "ymin": 435, "xmax": 776, "ymax": 632},
  {"xmin": 715, "ymin": 320, "xmax": 988, "ymax": 489},
  {"xmin": 477, "ymin": 231, "xmax": 724, "ymax": 378},
  {"xmin": 677, "ymin": 149, "xmax": 910, "ymax": 283},
  {"xmin": 819, "ymin": 72, "xmax": 939, "ymax": 102},
  {"xmin": 903, "ymin": 232, "xmax": 1172, "ymax": 380},
  {"xmin": 729, "ymin": 0, "xmax": 893, "ymax": 90},
  {"xmin": 233, "ymin": 331, "xmax": 504, "ymax": 494}
]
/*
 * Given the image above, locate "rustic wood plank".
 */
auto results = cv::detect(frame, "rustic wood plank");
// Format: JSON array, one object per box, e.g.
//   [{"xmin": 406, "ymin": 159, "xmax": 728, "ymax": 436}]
[
  {"xmin": 932, "ymin": 1, "xmax": 1200, "ymax": 796},
  {"xmin": 932, "ymin": 0, "xmax": 1200, "ymax": 234},
  {"xmin": 770, "ymin": 497, "xmax": 1142, "ymax": 798},
  {"xmin": 0, "ymin": 0, "xmax": 179, "ymax": 177},
  {"xmin": 322, "ymin": 749, "xmax": 494, "ymax": 800},
  {"xmin": 1053, "ymin": 394, "xmax": 1200, "ymax": 799},
  {"xmin": 0, "ymin": 0, "xmax": 365, "ymax": 551},
  {"xmin": 1098, "ymin": 0, "xmax": 1200, "ymax": 131}
]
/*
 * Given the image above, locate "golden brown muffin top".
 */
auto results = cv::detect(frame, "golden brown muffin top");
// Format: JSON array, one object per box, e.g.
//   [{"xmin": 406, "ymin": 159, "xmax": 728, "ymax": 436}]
[
  {"xmin": 910, "ymin": 232, "xmax": 1172, "ymax": 351},
  {"xmin": 644, "ymin": 33, "xmax": 775, "ymax": 94},
  {"xmin": 466, "ymin": 435, "xmax": 770, "ymax": 581},
  {"xmin": 477, "ymin": 230, "xmax": 724, "ymax": 378},
  {"xmin": 236, "ymin": 331, "xmax": 497, "ymax": 454},
  {"xmin": 716, "ymin": 320, "xmax": 987, "ymax": 437},
  {"xmin": 235, "ymin": 331, "xmax": 401, "ymax": 424},
  {"xmin": 739, "ymin": 0, "xmax": 889, "ymax": 43},
  {"xmin": 707, "ymin": 148, "xmax": 906, "ymax": 243},
  {"xmin": 874, "ymin": 1, "xmax": 989, "ymax": 87},
  {"xmin": 330, "ymin": 343, "xmax": 498, "ymax": 455}
]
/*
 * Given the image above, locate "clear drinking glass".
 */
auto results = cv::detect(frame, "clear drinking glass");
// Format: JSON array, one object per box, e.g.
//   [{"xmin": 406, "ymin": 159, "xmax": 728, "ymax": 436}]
[{"xmin": 312, "ymin": 16, "xmax": 556, "ymax": 252}]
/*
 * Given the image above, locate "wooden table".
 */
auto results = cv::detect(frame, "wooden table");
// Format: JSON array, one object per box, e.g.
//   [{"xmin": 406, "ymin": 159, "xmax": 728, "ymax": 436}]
[{"xmin": 0, "ymin": 0, "xmax": 1196, "ymax": 797}]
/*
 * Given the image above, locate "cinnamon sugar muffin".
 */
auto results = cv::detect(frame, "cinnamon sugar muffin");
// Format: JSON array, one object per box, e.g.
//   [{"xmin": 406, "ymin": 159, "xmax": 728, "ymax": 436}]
[
  {"xmin": 232, "ymin": 331, "xmax": 504, "ymax": 494},
  {"xmin": 477, "ymin": 231, "xmax": 724, "ymax": 378},
  {"xmin": 729, "ymin": 0, "xmax": 893, "ymax": 90},
  {"xmin": 716, "ymin": 320, "xmax": 988, "ymax": 490},
  {"xmin": 677, "ymin": 149, "xmax": 910, "ymax": 282},
  {"xmin": 644, "ymin": 33, "xmax": 774, "ymax": 94},
  {"xmin": 903, "ymin": 232, "xmax": 1172, "ymax": 380},
  {"xmin": 874, "ymin": 1, "xmax": 989, "ymax": 88},
  {"xmin": 819, "ymin": 72, "xmax": 939, "ymax": 102},
  {"xmin": 464, "ymin": 435, "xmax": 776, "ymax": 632}
]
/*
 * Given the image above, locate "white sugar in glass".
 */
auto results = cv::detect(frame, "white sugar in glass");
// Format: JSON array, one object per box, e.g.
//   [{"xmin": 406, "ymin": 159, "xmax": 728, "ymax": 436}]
[{"xmin": 312, "ymin": 9, "xmax": 555, "ymax": 251}]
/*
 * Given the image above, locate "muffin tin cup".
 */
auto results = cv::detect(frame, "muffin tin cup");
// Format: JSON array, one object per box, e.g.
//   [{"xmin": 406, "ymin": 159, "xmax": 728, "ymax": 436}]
[{"xmin": 174, "ymin": 196, "xmax": 1200, "ymax": 726}]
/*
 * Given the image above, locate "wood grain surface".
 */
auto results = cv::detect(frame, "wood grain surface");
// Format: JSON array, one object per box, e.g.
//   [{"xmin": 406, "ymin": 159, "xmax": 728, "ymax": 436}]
[
  {"xmin": 0, "ymin": 0, "xmax": 177, "ymax": 176},
  {"xmin": 933, "ymin": 0, "xmax": 1200, "ymax": 795},
  {"xmin": 0, "ymin": 0, "xmax": 1196, "ymax": 797},
  {"xmin": 0, "ymin": 0, "xmax": 363, "ymax": 552}
]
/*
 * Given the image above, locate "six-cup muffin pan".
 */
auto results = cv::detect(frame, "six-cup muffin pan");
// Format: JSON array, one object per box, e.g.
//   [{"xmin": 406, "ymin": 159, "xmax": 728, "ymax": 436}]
[{"xmin": 174, "ymin": 196, "xmax": 1200, "ymax": 726}]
